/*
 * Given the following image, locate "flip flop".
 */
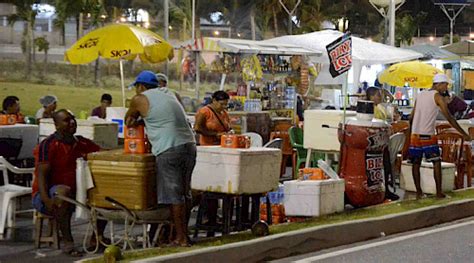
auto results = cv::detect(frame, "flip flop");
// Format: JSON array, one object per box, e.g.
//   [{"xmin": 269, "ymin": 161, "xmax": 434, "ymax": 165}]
[
  {"xmin": 63, "ymin": 247, "xmax": 84, "ymax": 257},
  {"xmin": 165, "ymin": 241, "xmax": 192, "ymax": 248}
]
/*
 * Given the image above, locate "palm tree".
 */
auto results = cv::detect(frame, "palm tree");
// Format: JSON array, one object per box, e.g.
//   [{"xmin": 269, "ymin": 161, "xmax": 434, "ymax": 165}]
[{"xmin": 3, "ymin": 0, "xmax": 36, "ymax": 79}]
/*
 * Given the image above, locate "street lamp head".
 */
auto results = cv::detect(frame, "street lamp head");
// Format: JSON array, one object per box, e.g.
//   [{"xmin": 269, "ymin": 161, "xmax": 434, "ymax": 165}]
[{"xmin": 368, "ymin": 0, "xmax": 404, "ymax": 7}]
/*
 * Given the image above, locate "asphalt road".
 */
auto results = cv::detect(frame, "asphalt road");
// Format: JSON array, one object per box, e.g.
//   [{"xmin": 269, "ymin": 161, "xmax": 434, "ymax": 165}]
[{"xmin": 272, "ymin": 217, "xmax": 474, "ymax": 263}]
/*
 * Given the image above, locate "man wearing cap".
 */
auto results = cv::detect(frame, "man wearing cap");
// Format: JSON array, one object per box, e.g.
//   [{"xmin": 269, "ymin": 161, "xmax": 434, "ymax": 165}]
[
  {"xmin": 36, "ymin": 95, "xmax": 57, "ymax": 123},
  {"xmin": 125, "ymin": 70, "xmax": 196, "ymax": 247},
  {"xmin": 409, "ymin": 73, "xmax": 470, "ymax": 199}
]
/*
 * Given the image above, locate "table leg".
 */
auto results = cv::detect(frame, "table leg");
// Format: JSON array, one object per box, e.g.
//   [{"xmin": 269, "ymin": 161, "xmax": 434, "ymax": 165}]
[
  {"xmin": 305, "ymin": 148, "xmax": 312, "ymax": 168},
  {"xmin": 266, "ymin": 195, "xmax": 272, "ymax": 225}
]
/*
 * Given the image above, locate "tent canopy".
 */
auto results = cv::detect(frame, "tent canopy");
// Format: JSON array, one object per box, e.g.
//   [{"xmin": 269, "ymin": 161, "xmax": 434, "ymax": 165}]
[
  {"xmin": 260, "ymin": 30, "xmax": 422, "ymax": 65},
  {"xmin": 441, "ymin": 40, "xmax": 474, "ymax": 58},
  {"xmin": 177, "ymin": 37, "xmax": 322, "ymax": 56},
  {"xmin": 405, "ymin": 44, "xmax": 460, "ymax": 61},
  {"xmin": 260, "ymin": 30, "xmax": 423, "ymax": 86}
]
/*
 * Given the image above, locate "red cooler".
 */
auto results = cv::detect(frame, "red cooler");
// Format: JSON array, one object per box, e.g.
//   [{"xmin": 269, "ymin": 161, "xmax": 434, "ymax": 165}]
[{"xmin": 338, "ymin": 101, "xmax": 390, "ymax": 207}]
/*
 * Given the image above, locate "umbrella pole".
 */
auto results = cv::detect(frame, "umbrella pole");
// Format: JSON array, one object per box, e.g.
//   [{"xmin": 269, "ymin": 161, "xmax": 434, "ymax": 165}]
[
  {"xmin": 120, "ymin": 59, "xmax": 126, "ymax": 107},
  {"xmin": 342, "ymin": 72, "xmax": 348, "ymax": 131}
]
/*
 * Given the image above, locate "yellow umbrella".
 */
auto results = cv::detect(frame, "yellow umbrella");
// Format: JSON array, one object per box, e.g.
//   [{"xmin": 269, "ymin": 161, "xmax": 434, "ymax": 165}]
[
  {"xmin": 65, "ymin": 23, "xmax": 174, "ymax": 106},
  {"xmin": 378, "ymin": 61, "xmax": 443, "ymax": 88}
]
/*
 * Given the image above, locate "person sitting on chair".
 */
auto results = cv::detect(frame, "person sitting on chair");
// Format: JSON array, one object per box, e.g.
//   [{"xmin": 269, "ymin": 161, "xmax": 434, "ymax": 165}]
[
  {"xmin": 31, "ymin": 109, "xmax": 106, "ymax": 256},
  {"xmin": 90, "ymin": 94, "xmax": 112, "ymax": 119},
  {"xmin": 36, "ymin": 95, "xmax": 58, "ymax": 123},
  {"xmin": 2, "ymin": 96, "xmax": 25, "ymax": 123}
]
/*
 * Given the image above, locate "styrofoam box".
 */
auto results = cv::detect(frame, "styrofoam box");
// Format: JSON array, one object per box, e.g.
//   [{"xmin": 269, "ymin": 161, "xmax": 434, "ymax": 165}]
[
  {"xmin": 191, "ymin": 146, "xmax": 282, "ymax": 194},
  {"xmin": 39, "ymin": 118, "xmax": 118, "ymax": 149},
  {"xmin": 304, "ymin": 110, "xmax": 356, "ymax": 151},
  {"xmin": 400, "ymin": 161, "xmax": 455, "ymax": 194},
  {"xmin": 283, "ymin": 179, "xmax": 345, "ymax": 217}
]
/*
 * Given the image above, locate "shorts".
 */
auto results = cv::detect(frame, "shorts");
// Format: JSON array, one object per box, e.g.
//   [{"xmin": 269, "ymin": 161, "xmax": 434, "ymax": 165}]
[
  {"xmin": 156, "ymin": 142, "xmax": 196, "ymax": 204},
  {"xmin": 32, "ymin": 185, "xmax": 61, "ymax": 215},
  {"xmin": 408, "ymin": 134, "xmax": 441, "ymax": 162}
]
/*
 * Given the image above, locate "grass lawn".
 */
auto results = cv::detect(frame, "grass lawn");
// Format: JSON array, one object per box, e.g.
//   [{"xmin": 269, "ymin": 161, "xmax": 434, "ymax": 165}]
[
  {"xmin": 0, "ymin": 82, "xmax": 135, "ymax": 117},
  {"xmin": 0, "ymin": 81, "xmax": 224, "ymax": 117},
  {"xmin": 85, "ymin": 189, "xmax": 474, "ymax": 263}
]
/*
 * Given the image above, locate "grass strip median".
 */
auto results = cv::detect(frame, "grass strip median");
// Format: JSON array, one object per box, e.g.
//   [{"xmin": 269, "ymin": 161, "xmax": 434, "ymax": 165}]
[{"xmin": 83, "ymin": 188, "xmax": 474, "ymax": 263}]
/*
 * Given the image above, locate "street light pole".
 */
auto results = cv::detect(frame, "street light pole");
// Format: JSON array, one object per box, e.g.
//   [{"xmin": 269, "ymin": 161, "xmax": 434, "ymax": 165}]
[
  {"xmin": 192, "ymin": 0, "xmax": 195, "ymax": 40},
  {"xmin": 164, "ymin": 0, "xmax": 169, "ymax": 76},
  {"xmin": 389, "ymin": 0, "xmax": 395, "ymax": 46},
  {"xmin": 368, "ymin": 0, "xmax": 405, "ymax": 46}
]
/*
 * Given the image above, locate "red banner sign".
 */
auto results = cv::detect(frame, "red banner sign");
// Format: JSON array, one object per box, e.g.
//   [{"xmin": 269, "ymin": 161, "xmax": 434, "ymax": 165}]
[{"xmin": 326, "ymin": 33, "xmax": 352, "ymax": 78}]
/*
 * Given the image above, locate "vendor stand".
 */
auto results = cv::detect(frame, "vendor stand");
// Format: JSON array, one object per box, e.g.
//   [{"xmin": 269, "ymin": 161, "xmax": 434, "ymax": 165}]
[{"xmin": 178, "ymin": 37, "xmax": 322, "ymax": 143}]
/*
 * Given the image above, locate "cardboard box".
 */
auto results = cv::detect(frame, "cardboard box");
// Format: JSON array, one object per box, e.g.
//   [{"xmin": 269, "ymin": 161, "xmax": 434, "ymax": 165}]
[{"xmin": 283, "ymin": 179, "xmax": 345, "ymax": 217}]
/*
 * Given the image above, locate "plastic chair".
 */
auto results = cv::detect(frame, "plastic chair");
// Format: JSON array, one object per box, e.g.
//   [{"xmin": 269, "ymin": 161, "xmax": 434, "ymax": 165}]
[
  {"xmin": 288, "ymin": 127, "xmax": 324, "ymax": 178},
  {"xmin": 391, "ymin": 121, "xmax": 409, "ymax": 134},
  {"xmin": 0, "ymin": 156, "xmax": 34, "ymax": 236},
  {"xmin": 269, "ymin": 130, "xmax": 293, "ymax": 178},
  {"xmin": 242, "ymin": 132, "xmax": 263, "ymax": 147},
  {"xmin": 435, "ymin": 123, "xmax": 453, "ymax": 135},
  {"xmin": 263, "ymin": 138, "xmax": 283, "ymax": 149},
  {"xmin": 437, "ymin": 132, "xmax": 465, "ymax": 189},
  {"xmin": 389, "ymin": 132, "xmax": 406, "ymax": 180}
]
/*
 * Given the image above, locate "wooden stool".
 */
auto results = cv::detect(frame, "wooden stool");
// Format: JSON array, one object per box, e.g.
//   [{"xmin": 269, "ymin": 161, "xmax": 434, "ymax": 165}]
[{"xmin": 34, "ymin": 212, "xmax": 60, "ymax": 249}]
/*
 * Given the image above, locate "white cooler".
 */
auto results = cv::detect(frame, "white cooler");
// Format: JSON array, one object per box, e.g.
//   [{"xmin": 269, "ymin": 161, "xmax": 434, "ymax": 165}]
[
  {"xmin": 400, "ymin": 161, "xmax": 455, "ymax": 194},
  {"xmin": 191, "ymin": 146, "xmax": 282, "ymax": 194},
  {"xmin": 304, "ymin": 110, "xmax": 356, "ymax": 152},
  {"xmin": 39, "ymin": 119, "xmax": 118, "ymax": 149},
  {"xmin": 283, "ymin": 179, "xmax": 345, "ymax": 217}
]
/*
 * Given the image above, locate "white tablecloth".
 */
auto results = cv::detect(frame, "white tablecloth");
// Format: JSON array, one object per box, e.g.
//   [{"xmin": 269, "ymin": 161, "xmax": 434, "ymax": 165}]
[{"xmin": 0, "ymin": 124, "xmax": 39, "ymax": 159}]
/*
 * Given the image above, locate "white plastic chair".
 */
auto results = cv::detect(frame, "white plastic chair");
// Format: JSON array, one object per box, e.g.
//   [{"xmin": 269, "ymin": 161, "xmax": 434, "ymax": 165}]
[
  {"xmin": 242, "ymin": 132, "xmax": 263, "ymax": 147},
  {"xmin": 0, "ymin": 156, "xmax": 34, "ymax": 236},
  {"xmin": 389, "ymin": 132, "xmax": 406, "ymax": 178}
]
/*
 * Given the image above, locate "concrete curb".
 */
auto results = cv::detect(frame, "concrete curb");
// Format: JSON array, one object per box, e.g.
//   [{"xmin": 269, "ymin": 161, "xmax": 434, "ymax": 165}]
[{"xmin": 128, "ymin": 199, "xmax": 474, "ymax": 263}]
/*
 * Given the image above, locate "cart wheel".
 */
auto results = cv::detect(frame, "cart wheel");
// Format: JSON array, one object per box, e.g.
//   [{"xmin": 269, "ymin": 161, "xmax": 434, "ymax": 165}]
[{"xmin": 251, "ymin": 220, "xmax": 269, "ymax": 237}]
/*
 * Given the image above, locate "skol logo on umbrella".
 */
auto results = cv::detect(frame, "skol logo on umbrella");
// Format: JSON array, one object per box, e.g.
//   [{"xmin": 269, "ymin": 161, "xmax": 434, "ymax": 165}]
[
  {"xmin": 78, "ymin": 38, "xmax": 99, "ymax": 49},
  {"xmin": 404, "ymin": 76, "xmax": 418, "ymax": 82},
  {"xmin": 111, "ymin": 49, "xmax": 131, "ymax": 58}
]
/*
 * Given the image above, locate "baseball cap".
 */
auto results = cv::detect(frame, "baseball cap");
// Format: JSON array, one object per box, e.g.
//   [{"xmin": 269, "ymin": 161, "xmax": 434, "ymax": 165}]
[
  {"xmin": 155, "ymin": 73, "xmax": 168, "ymax": 83},
  {"xmin": 433, "ymin": 73, "xmax": 453, "ymax": 84},
  {"xmin": 130, "ymin": 70, "xmax": 159, "ymax": 87}
]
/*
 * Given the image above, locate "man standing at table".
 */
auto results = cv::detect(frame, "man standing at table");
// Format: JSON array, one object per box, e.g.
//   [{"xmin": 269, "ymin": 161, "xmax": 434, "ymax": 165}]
[
  {"xmin": 409, "ymin": 73, "xmax": 470, "ymax": 199},
  {"xmin": 125, "ymin": 71, "xmax": 196, "ymax": 247}
]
